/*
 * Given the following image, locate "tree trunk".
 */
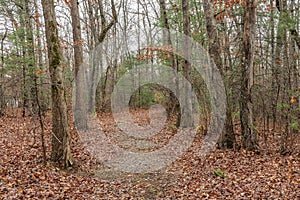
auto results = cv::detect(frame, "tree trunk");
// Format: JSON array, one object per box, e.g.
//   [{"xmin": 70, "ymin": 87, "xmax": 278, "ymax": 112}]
[
  {"xmin": 0, "ymin": 28, "xmax": 7, "ymax": 116},
  {"xmin": 18, "ymin": 8, "xmax": 28, "ymax": 117},
  {"xmin": 159, "ymin": 0, "xmax": 180, "ymax": 122},
  {"xmin": 71, "ymin": 0, "xmax": 87, "ymax": 130},
  {"xmin": 203, "ymin": 0, "xmax": 236, "ymax": 149},
  {"xmin": 240, "ymin": 0, "xmax": 258, "ymax": 150},
  {"xmin": 87, "ymin": 0, "xmax": 117, "ymax": 113},
  {"xmin": 24, "ymin": 0, "xmax": 38, "ymax": 116},
  {"xmin": 41, "ymin": 0, "xmax": 72, "ymax": 167},
  {"xmin": 181, "ymin": 0, "xmax": 193, "ymax": 128}
]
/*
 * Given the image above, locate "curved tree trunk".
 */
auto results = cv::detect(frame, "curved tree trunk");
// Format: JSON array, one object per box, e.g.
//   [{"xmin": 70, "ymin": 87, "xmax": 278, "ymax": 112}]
[{"xmin": 203, "ymin": 0, "xmax": 236, "ymax": 149}]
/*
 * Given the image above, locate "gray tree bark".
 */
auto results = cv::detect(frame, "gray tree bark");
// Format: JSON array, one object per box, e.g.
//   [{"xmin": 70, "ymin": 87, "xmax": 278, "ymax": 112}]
[
  {"xmin": 181, "ymin": 0, "xmax": 193, "ymax": 128},
  {"xmin": 71, "ymin": 0, "xmax": 87, "ymax": 130}
]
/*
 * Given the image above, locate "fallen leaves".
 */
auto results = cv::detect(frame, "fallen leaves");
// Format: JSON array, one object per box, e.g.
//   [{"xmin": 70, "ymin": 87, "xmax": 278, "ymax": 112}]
[{"xmin": 0, "ymin": 109, "xmax": 299, "ymax": 199}]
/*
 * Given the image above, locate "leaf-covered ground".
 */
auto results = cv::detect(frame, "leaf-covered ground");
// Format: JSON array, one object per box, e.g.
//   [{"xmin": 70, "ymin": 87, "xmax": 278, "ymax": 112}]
[{"xmin": 0, "ymin": 108, "xmax": 299, "ymax": 199}]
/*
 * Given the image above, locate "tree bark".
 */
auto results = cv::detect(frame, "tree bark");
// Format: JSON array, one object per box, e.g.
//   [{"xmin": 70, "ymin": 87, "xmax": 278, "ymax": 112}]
[
  {"xmin": 159, "ymin": 0, "xmax": 180, "ymax": 122},
  {"xmin": 0, "ymin": 28, "xmax": 7, "ymax": 116},
  {"xmin": 181, "ymin": 0, "xmax": 193, "ymax": 127},
  {"xmin": 41, "ymin": 0, "xmax": 72, "ymax": 167},
  {"xmin": 87, "ymin": 0, "xmax": 117, "ymax": 113},
  {"xmin": 71, "ymin": 0, "xmax": 87, "ymax": 130},
  {"xmin": 203, "ymin": 0, "xmax": 236, "ymax": 149},
  {"xmin": 240, "ymin": 0, "xmax": 258, "ymax": 150},
  {"xmin": 24, "ymin": 0, "xmax": 38, "ymax": 116}
]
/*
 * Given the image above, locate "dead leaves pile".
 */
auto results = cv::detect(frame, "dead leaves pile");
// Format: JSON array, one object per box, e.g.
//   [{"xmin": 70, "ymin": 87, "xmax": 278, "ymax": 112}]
[{"xmin": 0, "ymin": 109, "xmax": 299, "ymax": 199}]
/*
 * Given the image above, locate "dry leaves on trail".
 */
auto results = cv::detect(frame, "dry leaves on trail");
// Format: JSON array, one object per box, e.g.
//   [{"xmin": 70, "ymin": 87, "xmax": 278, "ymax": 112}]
[{"xmin": 0, "ymin": 109, "xmax": 299, "ymax": 199}]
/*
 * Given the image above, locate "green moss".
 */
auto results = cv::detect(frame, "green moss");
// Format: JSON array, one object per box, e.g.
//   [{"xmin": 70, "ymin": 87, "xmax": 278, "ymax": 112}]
[
  {"xmin": 50, "ymin": 34, "xmax": 61, "ymax": 68},
  {"xmin": 51, "ymin": 54, "xmax": 60, "ymax": 68},
  {"xmin": 51, "ymin": 34, "xmax": 57, "ymax": 43}
]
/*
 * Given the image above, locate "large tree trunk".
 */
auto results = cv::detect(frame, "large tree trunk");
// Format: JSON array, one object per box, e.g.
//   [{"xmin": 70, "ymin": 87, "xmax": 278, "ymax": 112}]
[
  {"xmin": 41, "ymin": 0, "xmax": 72, "ymax": 167},
  {"xmin": 240, "ymin": 0, "xmax": 258, "ymax": 150},
  {"xmin": 71, "ymin": 0, "xmax": 87, "ymax": 130},
  {"xmin": 203, "ymin": 0, "xmax": 236, "ymax": 149}
]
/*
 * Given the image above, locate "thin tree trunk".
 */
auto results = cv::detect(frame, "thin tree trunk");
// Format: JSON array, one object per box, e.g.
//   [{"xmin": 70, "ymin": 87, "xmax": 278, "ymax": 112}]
[
  {"xmin": 71, "ymin": 0, "xmax": 87, "ymax": 130},
  {"xmin": 0, "ymin": 28, "xmax": 7, "ymax": 116},
  {"xmin": 24, "ymin": 0, "xmax": 38, "ymax": 116},
  {"xmin": 34, "ymin": 0, "xmax": 48, "ymax": 112},
  {"xmin": 270, "ymin": 0, "xmax": 278, "ymax": 130},
  {"xmin": 19, "ymin": 11, "xmax": 27, "ymax": 117},
  {"xmin": 159, "ymin": 0, "xmax": 180, "ymax": 123},
  {"xmin": 181, "ymin": 0, "xmax": 193, "ymax": 128}
]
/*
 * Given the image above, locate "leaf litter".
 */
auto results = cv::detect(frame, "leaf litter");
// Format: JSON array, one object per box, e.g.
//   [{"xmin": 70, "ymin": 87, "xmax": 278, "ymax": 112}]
[{"xmin": 0, "ymin": 109, "xmax": 299, "ymax": 199}]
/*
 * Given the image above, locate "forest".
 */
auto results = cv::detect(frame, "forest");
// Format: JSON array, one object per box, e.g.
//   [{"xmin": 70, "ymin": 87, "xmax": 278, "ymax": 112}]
[{"xmin": 0, "ymin": 0, "xmax": 299, "ymax": 199}]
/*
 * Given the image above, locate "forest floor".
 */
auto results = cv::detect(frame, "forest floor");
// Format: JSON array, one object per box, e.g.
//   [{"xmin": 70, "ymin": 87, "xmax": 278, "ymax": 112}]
[{"xmin": 0, "ymin": 108, "xmax": 299, "ymax": 199}]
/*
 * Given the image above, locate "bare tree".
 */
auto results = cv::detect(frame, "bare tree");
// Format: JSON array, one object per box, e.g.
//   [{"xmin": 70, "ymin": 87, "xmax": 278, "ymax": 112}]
[{"xmin": 85, "ymin": 0, "xmax": 117, "ymax": 113}]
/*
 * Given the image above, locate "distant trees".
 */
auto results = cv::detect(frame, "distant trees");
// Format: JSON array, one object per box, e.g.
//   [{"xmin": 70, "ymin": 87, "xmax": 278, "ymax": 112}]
[
  {"xmin": 0, "ymin": 0, "xmax": 299, "ymax": 165},
  {"xmin": 83, "ymin": 0, "xmax": 117, "ymax": 113}
]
